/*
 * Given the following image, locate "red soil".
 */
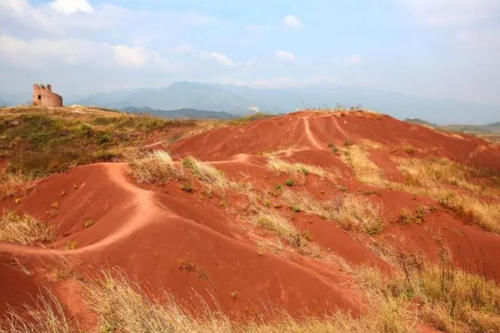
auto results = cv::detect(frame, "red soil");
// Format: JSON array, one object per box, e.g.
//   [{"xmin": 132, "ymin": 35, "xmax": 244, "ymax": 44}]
[
  {"xmin": 0, "ymin": 254, "xmax": 41, "ymax": 315},
  {"xmin": 171, "ymin": 111, "xmax": 500, "ymax": 171},
  {"xmin": 1, "ymin": 110, "xmax": 499, "ymax": 328}
]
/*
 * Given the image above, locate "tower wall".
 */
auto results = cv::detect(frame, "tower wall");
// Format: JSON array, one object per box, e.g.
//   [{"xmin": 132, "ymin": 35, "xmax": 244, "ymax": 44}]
[{"xmin": 32, "ymin": 84, "xmax": 63, "ymax": 107}]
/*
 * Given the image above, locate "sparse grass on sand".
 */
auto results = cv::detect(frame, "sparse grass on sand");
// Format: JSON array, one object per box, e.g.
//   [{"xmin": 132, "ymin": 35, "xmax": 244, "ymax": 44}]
[
  {"xmin": 0, "ymin": 292, "xmax": 72, "ymax": 333},
  {"xmin": 254, "ymin": 211, "xmax": 308, "ymax": 248},
  {"xmin": 0, "ymin": 172, "xmax": 36, "ymax": 200},
  {"xmin": 129, "ymin": 150, "xmax": 184, "ymax": 183},
  {"xmin": 395, "ymin": 157, "xmax": 500, "ymax": 233},
  {"xmin": 1, "ymin": 269, "xmax": 416, "ymax": 333},
  {"xmin": 4, "ymin": 263, "xmax": 498, "ymax": 333},
  {"xmin": 183, "ymin": 156, "xmax": 229, "ymax": 191},
  {"xmin": 282, "ymin": 190, "xmax": 385, "ymax": 235},
  {"xmin": 0, "ymin": 211, "xmax": 56, "ymax": 245},
  {"xmin": 340, "ymin": 144, "xmax": 385, "ymax": 187},
  {"xmin": 266, "ymin": 157, "xmax": 326, "ymax": 178}
]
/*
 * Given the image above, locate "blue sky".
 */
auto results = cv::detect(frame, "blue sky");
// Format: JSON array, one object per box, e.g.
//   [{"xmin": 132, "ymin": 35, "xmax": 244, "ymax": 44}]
[{"xmin": 1, "ymin": 0, "xmax": 499, "ymax": 105}]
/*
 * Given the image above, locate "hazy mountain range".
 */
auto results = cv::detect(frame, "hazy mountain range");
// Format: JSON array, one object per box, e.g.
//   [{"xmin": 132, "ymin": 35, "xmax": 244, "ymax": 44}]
[
  {"xmin": 2, "ymin": 82, "xmax": 499, "ymax": 124},
  {"xmin": 122, "ymin": 107, "xmax": 235, "ymax": 119}
]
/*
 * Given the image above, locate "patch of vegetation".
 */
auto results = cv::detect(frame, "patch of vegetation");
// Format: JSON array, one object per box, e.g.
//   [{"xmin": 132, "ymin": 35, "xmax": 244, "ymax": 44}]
[
  {"xmin": 285, "ymin": 179, "xmax": 294, "ymax": 187},
  {"xmin": 0, "ymin": 211, "xmax": 56, "ymax": 245},
  {"xmin": 328, "ymin": 142, "xmax": 340, "ymax": 155},
  {"xmin": 0, "ymin": 108, "xmax": 191, "ymax": 179},
  {"xmin": 401, "ymin": 144, "xmax": 416, "ymax": 156},
  {"xmin": 384, "ymin": 255, "xmax": 500, "ymax": 333},
  {"xmin": 395, "ymin": 157, "xmax": 500, "ymax": 233},
  {"xmin": 228, "ymin": 113, "xmax": 274, "ymax": 126},
  {"xmin": 255, "ymin": 212, "xmax": 307, "ymax": 248},
  {"xmin": 282, "ymin": 190, "xmax": 384, "ymax": 235},
  {"xmin": 64, "ymin": 240, "xmax": 78, "ymax": 250},
  {"xmin": 341, "ymin": 145, "xmax": 385, "ymax": 187},
  {"xmin": 1, "ymin": 268, "xmax": 419, "ymax": 332},
  {"xmin": 397, "ymin": 206, "xmax": 427, "ymax": 225},
  {"xmin": 129, "ymin": 150, "xmax": 184, "ymax": 184},
  {"xmin": 83, "ymin": 218, "xmax": 95, "ymax": 228},
  {"xmin": 267, "ymin": 157, "xmax": 326, "ymax": 178},
  {"xmin": 0, "ymin": 172, "xmax": 35, "ymax": 201},
  {"xmin": 0, "ymin": 292, "xmax": 73, "ymax": 333},
  {"xmin": 182, "ymin": 157, "xmax": 229, "ymax": 191}
]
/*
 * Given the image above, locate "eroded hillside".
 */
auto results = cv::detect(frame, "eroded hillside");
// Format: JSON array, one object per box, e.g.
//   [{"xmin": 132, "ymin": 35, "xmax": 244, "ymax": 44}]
[{"xmin": 1, "ymin": 107, "xmax": 499, "ymax": 333}]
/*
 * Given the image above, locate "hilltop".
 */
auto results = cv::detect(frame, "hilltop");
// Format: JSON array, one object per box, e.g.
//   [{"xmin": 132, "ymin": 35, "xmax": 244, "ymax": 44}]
[
  {"xmin": 75, "ymin": 81, "xmax": 500, "ymax": 124},
  {"xmin": 0, "ymin": 106, "xmax": 499, "ymax": 332}
]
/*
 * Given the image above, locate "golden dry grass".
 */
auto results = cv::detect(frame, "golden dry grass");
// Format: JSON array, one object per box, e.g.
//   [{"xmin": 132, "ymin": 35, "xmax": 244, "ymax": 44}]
[
  {"xmin": 129, "ymin": 150, "xmax": 184, "ymax": 183},
  {"xmin": 0, "ymin": 292, "xmax": 72, "ymax": 333},
  {"xmin": 1, "ymin": 269, "xmax": 417, "ymax": 333},
  {"xmin": 340, "ymin": 144, "xmax": 385, "ymax": 187},
  {"xmin": 5, "ymin": 264, "xmax": 498, "ymax": 333},
  {"xmin": 266, "ymin": 157, "xmax": 327, "ymax": 178},
  {"xmin": 0, "ymin": 211, "xmax": 56, "ymax": 245},
  {"xmin": 395, "ymin": 157, "xmax": 500, "ymax": 233},
  {"xmin": 0, "ymin": 172, "xmax": 36, "ymax": 201},
  {"xmin": 183, "ymin": 157, "xmax": 229, "ymax": 191},
  {"xmin": 281, "ymin": 190, "xmax": 385, "ymax": 235}
]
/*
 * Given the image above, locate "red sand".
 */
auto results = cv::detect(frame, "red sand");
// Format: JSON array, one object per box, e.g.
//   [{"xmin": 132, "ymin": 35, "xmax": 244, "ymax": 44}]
[{"xmin": 1, "ymin": 110, "xmax": 499, "ymax": 326}]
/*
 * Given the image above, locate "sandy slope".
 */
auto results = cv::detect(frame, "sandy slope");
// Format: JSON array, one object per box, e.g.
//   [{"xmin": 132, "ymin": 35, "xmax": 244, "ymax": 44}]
[{"xmin": 1, "ymin": 110, "xmax": 499, "ymax": 325}]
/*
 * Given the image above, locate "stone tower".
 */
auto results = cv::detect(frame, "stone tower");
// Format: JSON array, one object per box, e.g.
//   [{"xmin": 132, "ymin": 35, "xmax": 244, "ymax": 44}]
[{"xmin": 32, "ymin": 84, "xmax": 63, "ymax": 107}]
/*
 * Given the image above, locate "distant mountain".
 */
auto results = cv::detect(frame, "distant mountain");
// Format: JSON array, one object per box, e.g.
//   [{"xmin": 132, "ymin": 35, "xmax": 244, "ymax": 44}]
[
  {"xmin": 122, "ymin": 106, "xmax": 235, "ymax": 119},
  {"xmin": 75, "ymin": 82, "xmax": 500, "ymax": 124},
  {"xmin": 440, "ymin": 121, "xmax": 500, "ymax": 134},
  {"xmin": 404, "ymin": 118, "xmax": 437, "ymax": 127}
]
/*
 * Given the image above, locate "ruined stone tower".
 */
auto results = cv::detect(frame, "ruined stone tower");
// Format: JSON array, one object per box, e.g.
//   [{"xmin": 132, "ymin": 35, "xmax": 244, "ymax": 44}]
[{"xmin": 32, "ymin": 84, "xmax": 63, "ymax": 107}]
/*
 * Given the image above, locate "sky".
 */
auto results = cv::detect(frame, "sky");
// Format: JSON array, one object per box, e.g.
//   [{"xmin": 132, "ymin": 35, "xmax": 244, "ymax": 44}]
[{"xmin": 1, "ymin": 0, "xmax": 500, "ymax": 105}]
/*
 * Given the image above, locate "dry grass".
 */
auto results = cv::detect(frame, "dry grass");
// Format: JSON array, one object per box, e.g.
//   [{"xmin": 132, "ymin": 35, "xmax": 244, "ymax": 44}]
[
  {"xmin": 0, "ymin": 172, "xmax": 35, "ymax": 201},
  {"xmin": 1, "ymin": 269, "xmax": 415, "ymax": 333},
  {"xmin": 282, "ymin": 190, "xmax": 384, "ymax": 235},
  {"xmin": 0, "ymin": 291, "xmax": 72, "ymax": 333},
  {"xmin": 253, "ymin": 211, "xmax": 307, "ymax": 248},
  {"xmin": 384, "ymin": 256, "xmax": 500, "ymax": 333},
  {"xmin": 84, "ymin": 271, "xmax": 230, "ymax": 333},
  {"xmin": 129, "ymin": 150, "xmax": 184, "ymax": 184},
  {"xmin": 266, "ymin": 157, "xmax": 327, "ymax": 178},
  {"xmin": 331, "ymin": 194, "xmax": 385, "ymax": 235},
  {"xmin": 0, "ymin": 211, "xmax": 56, "ymax": 245},
  {"xmin": 4, "ymin": 264, "xmax": 497, "ymax": 333},
  {"xmin": 395, "ymin": 157, "xmax": 500, "ymax": 233},
  {"xmin": 183, "ymin": 157, "xmax": 229, "ymax": 191},
  {"xmin": 341, "ymin": 145, "xmax": 385, "ymax": 187}
]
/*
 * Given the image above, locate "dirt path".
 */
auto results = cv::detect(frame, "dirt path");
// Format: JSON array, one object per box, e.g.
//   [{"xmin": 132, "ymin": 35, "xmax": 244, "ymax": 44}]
[
  {"xmin": 332, "ymin": 117, "xmax": 349, "ymax": 139},
  {"xmin": 0, "ymin": 163, "xmax": 169, "ymax": 257},
  {"xmin": 303, "ymin": 117, "xmax": 324, "ymax": 150}
]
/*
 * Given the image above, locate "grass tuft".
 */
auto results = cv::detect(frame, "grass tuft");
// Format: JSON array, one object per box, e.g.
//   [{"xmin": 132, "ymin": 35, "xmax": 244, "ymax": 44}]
[
  {"xmin": 0, "ymin": 211, "xmax": 56, "ymax": 245},
  {"xmin": 129, "ymin": 150, "xmax": 184, "ymax": 184}
]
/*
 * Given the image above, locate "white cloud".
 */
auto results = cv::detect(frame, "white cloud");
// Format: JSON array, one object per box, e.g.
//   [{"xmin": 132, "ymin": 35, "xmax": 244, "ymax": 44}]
[
  {"xmin": 275, "ymin": 50, "xmax": 296, "ymax": 63},
  {"xmin": 50, "ymin": 0, "xmax": 94, "ymax": 15},
  {"xmin": 399, "ymin": 0, "xmax": 500, "ymax": 26},
  {"xmin": 0, "ymin": 34, "xmax": 173, "ymax": 70},
  {"xmin": 112, "ymin": 45, "xmax": 149, "ymax": 67},
  {"xmin": 171, "ymin": 42, "xmax": 195, "ymax": 54},
  {"xmin": 346, "ymin": 54, "xmax": 363, "ymax": 65},
  {"xmin": 282, "ymin": 15, "xmax": 303, "ymax": 29},
  {"xmin": 202, "ymin": 51, "xmax": 236, "ymax": 67}
]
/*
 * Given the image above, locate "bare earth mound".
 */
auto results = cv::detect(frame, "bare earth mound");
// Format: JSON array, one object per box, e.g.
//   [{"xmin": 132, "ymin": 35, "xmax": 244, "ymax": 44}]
[{"xmin": 1, "ymin": 109, "xmax": 499, "ymax": 332}]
